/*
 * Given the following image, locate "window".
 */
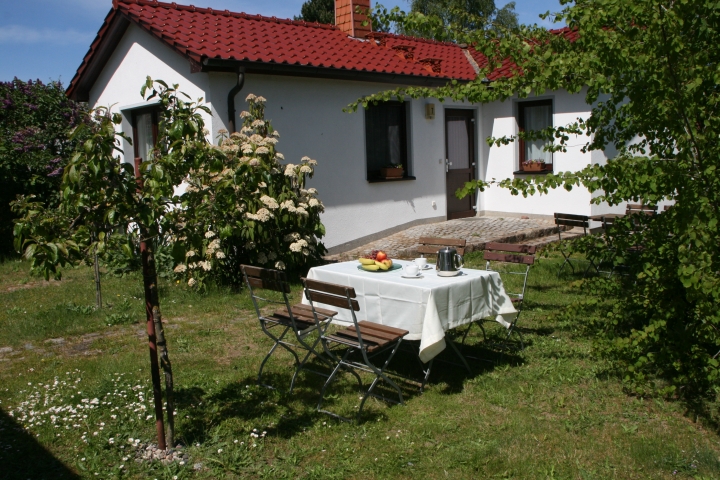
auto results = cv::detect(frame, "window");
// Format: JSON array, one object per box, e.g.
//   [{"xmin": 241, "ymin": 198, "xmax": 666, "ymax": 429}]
[
  {"xmin": 365, "ymin": 101, "xmax": 411, "ymax": 181},
  {"xmin": 518, "ymin": 100, "xmax": 553, "ymax": 172},
  {"xmin": 131, "ymin": 107, "xmax": 159, "ymax": 176}
]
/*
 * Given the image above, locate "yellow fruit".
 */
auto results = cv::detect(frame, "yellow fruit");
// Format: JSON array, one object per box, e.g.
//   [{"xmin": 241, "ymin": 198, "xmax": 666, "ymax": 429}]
[
  {"xmin": 358, "ymin": 258, "xmax": 376, "ymax": 265},
  {"xmin": 376, "ymin": 260, "xmax": 390, "ymax": 271},
  {"xmin": 361, "ymin": 264, "xmax": 380, "ymax": 271},
  {"xmin": 383, "ymin": 259, "xmax": 393, "ymax": 268}
]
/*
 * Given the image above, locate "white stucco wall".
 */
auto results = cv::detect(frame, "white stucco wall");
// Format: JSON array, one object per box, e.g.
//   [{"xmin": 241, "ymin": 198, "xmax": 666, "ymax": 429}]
[
  {"xmin": 88, "ymin": 23, "xmax": 213, "ymax": 162},
  {"xmin": 208, "ymin": 73, "xmax": 482, "ymax": 249},
  {"xmin": 87, "ymin": 22, "xmax": 636, "ymax": 249},
  {"xmin": 477, "ymin": 92, "xmax": 595, "ymax": 217}
]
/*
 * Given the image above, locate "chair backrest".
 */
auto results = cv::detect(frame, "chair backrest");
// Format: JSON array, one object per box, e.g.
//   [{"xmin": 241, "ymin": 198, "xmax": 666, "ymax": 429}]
[
  {"xmin": 241, "ymin": 265, "xmax": 291, "ymax": 293},
  {"xmin": 417, "ymin": 237, "xmax": 467, "ymax": 256},
  {"xmin": 483, "ymin": 243, "xmax": 536, "ymax": 266},
  {"xmin": 483, "ymin": 243, "xmax": 535, "ymax": 300},
  {"xmin": 626, "ymin": 203, "xmax": 657, "ymax": 215},
  {"xmin": 302, "ymin": 278, "xmax": 360, "ymax": 312},
  {"xmin": 554, "ymin": 213, "xmax": 589, "ymax": 237}
]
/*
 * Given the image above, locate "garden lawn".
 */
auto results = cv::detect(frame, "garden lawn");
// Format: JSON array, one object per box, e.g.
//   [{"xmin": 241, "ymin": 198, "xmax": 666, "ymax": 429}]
[{"xmin": 0, "ymin": 254, "xmax": 719, "ymax": 479}]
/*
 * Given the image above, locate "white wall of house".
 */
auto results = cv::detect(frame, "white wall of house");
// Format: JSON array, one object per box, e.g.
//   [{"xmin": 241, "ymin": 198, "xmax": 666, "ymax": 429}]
[
  {"xmin": 87, "ymin": 23, "xmax": 213, "ymax": 161},
  {"xmin": 87, "ymin": 22, "xmax": 654, "ymax": 250},
  {"xmin": 208, "ymin": 73, "xmax": 478, "ymax": 250},
  {"xmin": 477, "ymin": 92, "xmax": 595, "ymax": 217}
]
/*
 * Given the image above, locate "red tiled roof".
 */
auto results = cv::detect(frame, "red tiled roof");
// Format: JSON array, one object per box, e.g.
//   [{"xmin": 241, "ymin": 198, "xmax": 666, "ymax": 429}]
[
  {"xmin": 67, "ymin": 0, "xmax": 578, "ymax": 101},
  {"xmin": 68, "ymin": 0, "xmax": 478, "ymax": 99}
]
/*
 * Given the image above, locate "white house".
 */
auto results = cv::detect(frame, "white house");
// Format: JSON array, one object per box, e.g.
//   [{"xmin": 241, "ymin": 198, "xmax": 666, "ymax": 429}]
[{"xmin": 68, "ymin": 0, "xmax": 623, "ymax": 254}]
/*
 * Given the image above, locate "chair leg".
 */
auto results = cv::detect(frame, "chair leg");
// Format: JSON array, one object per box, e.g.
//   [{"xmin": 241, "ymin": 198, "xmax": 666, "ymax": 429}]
[
  {"xmin": 317, "ymin": 350, "xmax": 348, "ymax": 414},
  {"xmin": 289, "ymin": 334, "xmax": 332, "ymax": 393},
  {"xmin": 358, "ymin": 341, "xmax": 405, "ymax": 420},
  {"xmin": 258, "ymin": 325, "xmax": 298, "ymax": 388}
]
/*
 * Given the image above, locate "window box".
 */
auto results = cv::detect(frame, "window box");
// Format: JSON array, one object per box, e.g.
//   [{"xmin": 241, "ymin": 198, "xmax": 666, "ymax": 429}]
[{"xmin": 379, "ymin": 167, "xmax": 404, "ymax": 179}]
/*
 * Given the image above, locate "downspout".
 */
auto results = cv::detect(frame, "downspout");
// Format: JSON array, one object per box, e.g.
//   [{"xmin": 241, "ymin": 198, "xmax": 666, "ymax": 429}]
[{"xmin": 227, "ymin": 71, "xmax": 245, "ymax": 133}]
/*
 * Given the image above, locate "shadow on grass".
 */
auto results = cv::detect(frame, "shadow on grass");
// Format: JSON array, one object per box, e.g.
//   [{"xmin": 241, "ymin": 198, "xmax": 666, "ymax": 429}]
[{"xmin": 0, "ymin": 408, "xmax": 80, "ymax": 480}]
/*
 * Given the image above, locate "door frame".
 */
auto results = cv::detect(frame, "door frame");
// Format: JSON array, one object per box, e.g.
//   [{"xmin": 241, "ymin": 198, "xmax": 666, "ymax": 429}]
[{"xmin": 444, "ymin": 108, "xmax": 477, "ymax": 220}]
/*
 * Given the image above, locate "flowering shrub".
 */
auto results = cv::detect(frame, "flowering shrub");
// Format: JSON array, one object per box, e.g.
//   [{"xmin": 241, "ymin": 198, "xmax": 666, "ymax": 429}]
[
  {"xmin": 0, "ymin": 78, "xmax": 88, "ymax": 255},
  {"xmin": 170, "ymin": 94, "xmax": 327, "ymax": 288}
]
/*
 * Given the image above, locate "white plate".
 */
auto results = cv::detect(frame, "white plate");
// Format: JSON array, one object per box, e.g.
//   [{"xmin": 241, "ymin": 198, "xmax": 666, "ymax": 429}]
[
  {"xmin": 401, "ymin": 274, "xmax": 423, "ymax": 279},
  {"xmin": 420, "ymin": 264, "xmax": 433, "ymax": 270},
  {"xmin": 437, "ymin": 270, "xmax": 462, "ymax": 277}
]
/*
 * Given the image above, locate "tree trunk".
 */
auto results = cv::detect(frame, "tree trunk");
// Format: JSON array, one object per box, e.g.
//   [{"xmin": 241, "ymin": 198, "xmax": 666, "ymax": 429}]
[
  {"xmin": 140, "ymin": 235, "xmax": 167, "ymax": 450},
  {"xmin": 153, "ymin": 305, "xmax": 175, "ymax": 448},
  {"xmin": 93, "ymin": 245, "xmax": 102, "ymax": 309}
]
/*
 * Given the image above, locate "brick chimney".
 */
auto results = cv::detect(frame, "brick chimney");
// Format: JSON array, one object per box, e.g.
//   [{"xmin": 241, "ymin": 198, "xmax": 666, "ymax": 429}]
[{"xmin": 335, "ymin": 0, "xmax": 372, "ymax": 38}]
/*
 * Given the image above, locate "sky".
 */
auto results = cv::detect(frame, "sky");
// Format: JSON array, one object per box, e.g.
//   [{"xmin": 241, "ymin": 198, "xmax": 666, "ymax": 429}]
[{"xmin": 0, "ymin": 0, "xmax": 562, "ymax": 85}]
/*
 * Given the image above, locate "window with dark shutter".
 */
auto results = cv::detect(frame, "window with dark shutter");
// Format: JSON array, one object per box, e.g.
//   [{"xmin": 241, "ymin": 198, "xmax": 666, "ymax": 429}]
[{"xmin": 364, "ymin": 101, "xmax": 410, "ymax": 181}]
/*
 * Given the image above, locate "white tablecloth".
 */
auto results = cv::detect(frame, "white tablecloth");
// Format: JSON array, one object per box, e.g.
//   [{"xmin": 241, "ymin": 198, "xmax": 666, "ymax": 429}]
[{"xmin": 303, "ymin": 260, "xmax": 517, "ymax": 363}]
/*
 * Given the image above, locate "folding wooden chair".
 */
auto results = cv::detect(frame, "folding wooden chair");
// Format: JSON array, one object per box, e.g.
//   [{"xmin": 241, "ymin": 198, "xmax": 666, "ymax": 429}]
[
  {"xmin": 417, "ymin": 237, "xmax": 466, "ymax": 257},
  {"xmin": 301, "ymin": 278, "xmax": 409, "ymax": 422},
  {"xmin": 460, "ymin": 243, "xmax": 535, "ymax": 350},
  {"xmin": 241, "ymin": 265, "xmax": 337, "ymax": 392},
  {"xmin": 553, "ymin": 213, "xmax": 593, "ymax": 276}
]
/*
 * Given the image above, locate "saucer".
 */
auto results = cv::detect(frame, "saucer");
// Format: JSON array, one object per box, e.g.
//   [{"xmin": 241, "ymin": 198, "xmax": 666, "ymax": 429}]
[
  {"xmin": 401, "ymin": 273, "xmax": 423, "ymax": 279},
  {"xmin": 418, "ymin": 264, "xmax": 433, "ymax": 270},
  {"xmin": 437, "ymin": 270, "xmax": 462, "ymax": 277}
]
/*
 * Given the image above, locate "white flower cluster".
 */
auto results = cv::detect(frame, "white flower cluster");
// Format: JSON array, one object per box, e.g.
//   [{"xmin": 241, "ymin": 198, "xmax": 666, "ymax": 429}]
[
  {"xmin": 290, "ymin": 239, "xmax": 308, "ymax": 252},
  {"xmin": 245, "ymin": 208, "xmax": 273, "ymax": 222},
  {"xmin": 260, "ymin": 195, "xmax": 279, "ymax": 210}
]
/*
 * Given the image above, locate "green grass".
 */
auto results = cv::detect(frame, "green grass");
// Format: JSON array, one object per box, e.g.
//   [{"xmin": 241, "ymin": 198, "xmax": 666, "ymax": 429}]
[{"xmin": 1, "ymin": 255, "xmax": 720, "ymax": 479}]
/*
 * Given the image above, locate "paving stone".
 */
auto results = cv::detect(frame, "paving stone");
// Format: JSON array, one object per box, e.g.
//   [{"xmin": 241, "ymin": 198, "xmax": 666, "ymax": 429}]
[
  {"xmin": 44, "ymin": 338, "xmax": 65, "ymax": 345},
  {"xmin": 325, "ymin": 215, "xmax": 568, "ymax": 261},
  {"xmin": 0, "ymin": 347, "xmax": 12, "ymax": 354}
]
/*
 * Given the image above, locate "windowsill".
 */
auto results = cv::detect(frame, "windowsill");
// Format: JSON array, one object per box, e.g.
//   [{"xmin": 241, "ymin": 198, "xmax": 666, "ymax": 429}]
[
  {"xmin": 513, "ymin": 168, "xmax": 554, "ymax": 175},
  {"xmin": 367, "ymin": 175, "xmax": 417, "ymax": 184}
]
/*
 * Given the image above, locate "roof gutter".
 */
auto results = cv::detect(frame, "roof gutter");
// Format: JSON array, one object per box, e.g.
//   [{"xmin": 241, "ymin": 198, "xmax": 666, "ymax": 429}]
[{"xmin": 227, "ymin": 70, "xmax": 245, "ymax": 133}]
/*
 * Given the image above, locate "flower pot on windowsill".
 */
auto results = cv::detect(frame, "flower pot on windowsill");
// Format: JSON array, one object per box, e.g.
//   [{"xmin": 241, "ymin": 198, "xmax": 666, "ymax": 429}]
[
  {"xmin": 380, "ymin": 167, "xmax": 404, "ymax": 179},
  {"xmin": 522, "ymin": 162, "xmax": 545, "ymax": 172}
]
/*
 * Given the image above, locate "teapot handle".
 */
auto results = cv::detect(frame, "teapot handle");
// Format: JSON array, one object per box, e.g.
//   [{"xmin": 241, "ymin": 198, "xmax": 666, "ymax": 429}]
[{"xmin": 455, "ymin": 254, "xmax": 464, "ymax": 269}]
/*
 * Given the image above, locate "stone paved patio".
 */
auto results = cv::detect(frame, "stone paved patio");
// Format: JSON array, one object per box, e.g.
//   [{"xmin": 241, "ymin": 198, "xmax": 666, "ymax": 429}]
[{"xmin": 325, "ymin": 215, "xmax": 582, "ymax": 261}]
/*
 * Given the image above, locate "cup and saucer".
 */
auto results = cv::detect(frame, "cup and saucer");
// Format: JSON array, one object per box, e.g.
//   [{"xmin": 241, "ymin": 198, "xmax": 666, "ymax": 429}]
[
  {"xmin": 413, "ymin": 257, "xmax": 433, "ymax": 270},
  {"xmin": 401, "ymin": 263, "xmax": 423, "ymax": 278}
]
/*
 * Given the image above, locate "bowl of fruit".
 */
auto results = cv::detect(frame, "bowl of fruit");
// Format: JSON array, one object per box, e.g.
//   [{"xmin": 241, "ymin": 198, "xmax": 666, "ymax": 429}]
[{"xmin": 357, "ymin": 250, "xmax": 401, "ymax": 272}]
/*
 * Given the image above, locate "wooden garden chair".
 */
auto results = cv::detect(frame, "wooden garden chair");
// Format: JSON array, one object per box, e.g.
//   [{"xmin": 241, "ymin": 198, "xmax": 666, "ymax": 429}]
[
  {"xmin": 460, "ymin": 243, "xmax": 536, "ymax": 351},
  {"xmin": 417, "ymin": 237, "xmax": 466, "ymax": 257},
  {"xmin": 553, "ymin": 213, "xmax": 595, "ymax": 276},
  {"xmin": 241, "ymin": 265, "xmax": 337, "ymax": 392},
  {"xmin": 301, "ymin": 278, "xmax": 409, "ymax": 422}
]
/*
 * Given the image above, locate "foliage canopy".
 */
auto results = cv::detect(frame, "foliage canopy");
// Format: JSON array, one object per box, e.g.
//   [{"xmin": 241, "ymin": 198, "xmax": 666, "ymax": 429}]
[
  {"xmin": 0, "ymin": 79, "xmax": 87, "ymax": 256},
  {"xmin": 360, "ymin": 0, "xmax": 720, "ymax": 398},
  {"xmin": 295, "ymin": 0, "xmax": 335, "ymax": 24}
]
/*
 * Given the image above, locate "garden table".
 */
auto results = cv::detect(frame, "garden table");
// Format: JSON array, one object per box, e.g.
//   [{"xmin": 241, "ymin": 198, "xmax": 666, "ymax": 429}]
[{"xmin": 303, "ymin": 260, "xmax": 517, "ymax": 363}]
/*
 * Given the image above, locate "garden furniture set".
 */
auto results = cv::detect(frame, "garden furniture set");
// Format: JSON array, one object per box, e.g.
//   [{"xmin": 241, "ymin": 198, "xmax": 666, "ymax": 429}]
[{"xmin": 241, "ymin": 237, "xmax": 540, "ymax": 421}]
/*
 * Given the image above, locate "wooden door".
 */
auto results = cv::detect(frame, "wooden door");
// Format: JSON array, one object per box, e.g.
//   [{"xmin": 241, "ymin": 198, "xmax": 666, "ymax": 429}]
[{"xmin": 445, "ymin": 109, "xmax": 476, "ymax": 220}]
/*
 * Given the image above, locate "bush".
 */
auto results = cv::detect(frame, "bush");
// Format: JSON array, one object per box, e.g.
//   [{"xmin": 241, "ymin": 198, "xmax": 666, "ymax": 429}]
[
  {"xmin": 169, "ymin": 94, "xmax": 327, "ymax": 289},
  {"xmin": 0, "ymin": 79, "xmax": 87, "ymax": 256}
]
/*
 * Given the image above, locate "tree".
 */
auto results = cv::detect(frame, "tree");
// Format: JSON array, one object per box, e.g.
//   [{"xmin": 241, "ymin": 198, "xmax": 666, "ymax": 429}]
[
  {"xmin": 355, "ymin": 0, "xmax": 720, "ymax": 400},
  {"xmin": 370, "ymin": 0, "xmax": 518, "ymax": 40},
  {"xmin": 295, "ymin": 0, "xmax": 335, "ymax": 24},
  {"xmin": 14, "ymin": 78, "xmax": 221, "ymax": 449},
  {"xmin": 0, "ymin": 79, "xmax": 87, "ymax": 256}
]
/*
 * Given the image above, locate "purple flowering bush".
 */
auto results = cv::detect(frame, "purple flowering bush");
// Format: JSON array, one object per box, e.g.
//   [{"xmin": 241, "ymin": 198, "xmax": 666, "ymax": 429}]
[{"xmin": 0, "ymin": 78, "xmax": 88, "ymax": 256}]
